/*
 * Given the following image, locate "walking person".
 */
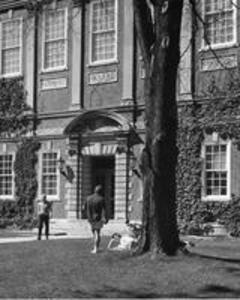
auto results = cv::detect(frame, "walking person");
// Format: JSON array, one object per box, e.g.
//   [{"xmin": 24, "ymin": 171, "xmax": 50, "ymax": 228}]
[
  {"xmin": 86, "ymin": 185, "xmax": 108, "ymax": 253},
  {"xmin": 37, "ymin": 194, "xmax": 52, "ymax": 240}
]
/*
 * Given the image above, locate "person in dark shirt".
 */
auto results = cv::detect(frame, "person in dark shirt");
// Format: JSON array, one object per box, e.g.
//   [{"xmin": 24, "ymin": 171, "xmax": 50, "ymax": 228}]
[
  {"xmin": 37, "ymin": 194, "xmax": 52, "ymax": 240},
  {"xmin": 86, "ymin": 185, "xmax": 108, "ymax": 253}
]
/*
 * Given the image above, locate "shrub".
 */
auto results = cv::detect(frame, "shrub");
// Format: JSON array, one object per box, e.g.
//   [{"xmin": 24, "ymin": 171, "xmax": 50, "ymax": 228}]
[{"xmin": 218, "ymin": 197, "xmax": 240, "ymax": 237}]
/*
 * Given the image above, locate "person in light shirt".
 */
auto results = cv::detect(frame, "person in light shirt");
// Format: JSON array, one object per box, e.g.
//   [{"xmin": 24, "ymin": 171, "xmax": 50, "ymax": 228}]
[{"xmin": 37, "ymin": 194, "xmax": 52, "ymax": 240}]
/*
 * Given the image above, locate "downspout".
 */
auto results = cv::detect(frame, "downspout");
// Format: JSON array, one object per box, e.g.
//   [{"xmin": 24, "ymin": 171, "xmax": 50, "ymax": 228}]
[
  {"xmin": 80, "ymin": 0, "xmax": 85, "ymax": 109},
  {"xmin": 33, "ymin": 10, "xmax": 39, "ymax": 135},
  {"xmin": 76, "ymin": 0, "xmax": 86, "ymax": 218},
  {"xmin": 191, "ymin": 4, "xmax": 196, "ymax": 99},
  {"xmin": 132, "ymin": 14, "xmax": 137, "ymax": 128}
]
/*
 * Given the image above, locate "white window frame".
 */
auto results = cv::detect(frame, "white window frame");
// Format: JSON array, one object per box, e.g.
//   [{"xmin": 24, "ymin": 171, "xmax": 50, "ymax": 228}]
[
  {"xmin": 201, "ymin": 139, "xmax": 231, "ymax": 201},
  {"xmin": 0, "ymin": 153, "xmax": 15, "ymax": 200},
  {"xmin": 89, "ymin": 0, "xmax": 118, "ymax": 66},
  {"xmin": 0, "ymin": 18, "xmax": 23, "ymax": 78},
  {"xmin": 38, "ymin": 150, "xmax": 60, "ymax": 201},
  {"xmin": 42, "ymin": 7, "xmax": 68, "ymax": 72},
  {"xmin": 201, "ymin": 0, "xmax": 237, "ymax": 50}
]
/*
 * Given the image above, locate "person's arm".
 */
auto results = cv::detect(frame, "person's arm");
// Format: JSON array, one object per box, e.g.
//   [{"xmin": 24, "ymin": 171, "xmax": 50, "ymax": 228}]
[
  {"xmin": 86, "ymin": 200, "xmax": 92, "ymax": 223},
  {"xmin": 49, "ymin": 201, "xmax": 53, "ymax": 218},
  {"xmin": 102, "ymin": 200, "xmax": 108, "ymax": 224}
]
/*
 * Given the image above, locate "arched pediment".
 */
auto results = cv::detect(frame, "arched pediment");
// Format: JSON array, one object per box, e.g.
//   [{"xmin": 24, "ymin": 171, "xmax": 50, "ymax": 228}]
[{"xmin": 64, "ymin": 110, "xmax": 131, "ymax": 135}]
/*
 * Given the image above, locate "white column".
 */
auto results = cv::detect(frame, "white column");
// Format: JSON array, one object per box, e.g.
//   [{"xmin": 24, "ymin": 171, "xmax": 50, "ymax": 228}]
[
  {"xmin": 71, "ymin": 6, "xmax": 82, "ymax": 109},
  {"xmin": 121, "ymin": 0, "xmax": 134, "ymax": 105},
  {"xmin": 25, "ymin": 16, "xmax": 34, "ymax": 107},
  {"xmin": 81, "ymin": 156, "xmax": 92, "ymax": 213},
  {"xmin": 114, "ymin": 153, "xmax": 127, "ymax": 219},
  {"xmin": 65, "ymin": 155, "xmax": 79, "ymax": 219},
  {"xmin": 178, "ymin": 0, "xmax": 192, "ymax": 101}
]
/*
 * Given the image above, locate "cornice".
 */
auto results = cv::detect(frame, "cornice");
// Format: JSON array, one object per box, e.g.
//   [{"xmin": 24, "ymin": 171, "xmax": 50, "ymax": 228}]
[{"xmin": 0, "ymin": 0, "xmax": 26, "ymax": 11}]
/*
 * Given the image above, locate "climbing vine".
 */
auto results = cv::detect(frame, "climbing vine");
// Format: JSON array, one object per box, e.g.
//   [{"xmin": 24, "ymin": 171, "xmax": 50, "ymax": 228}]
[
  {"xmin": 0, "ymin": 77, "xmax": 37, "ymax": 228},
  {"xmin": 177, "ymin": 83, "xmax": 240, "ymax": 236},
  {"xmin": 0, "ymin": 77, "xmax": 33, "ymax": 137},
  {"xmin": 13, "ymin": 138, "xmax": 41, "ymax": 228}
]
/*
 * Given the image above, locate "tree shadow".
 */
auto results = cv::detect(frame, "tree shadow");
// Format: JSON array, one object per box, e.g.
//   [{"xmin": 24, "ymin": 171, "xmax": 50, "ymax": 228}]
[
  {"xmin": 188, "ymin": 251, "xmax": 240, "ymax": 264},
  {"xmin": 198, "ymin": 284, "xmax": 240, "ymax": 297},
  {"xmin": 70, "ymin": 286, "xmax": 194, "ymax": 298},
  {"xmin": 225, "ymin": 266, "xmax": 240, "ymax": 276}
]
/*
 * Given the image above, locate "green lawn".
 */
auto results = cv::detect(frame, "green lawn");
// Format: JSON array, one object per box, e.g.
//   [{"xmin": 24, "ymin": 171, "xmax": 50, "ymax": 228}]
[
  {"xmin": 0, "ymin": 236, "xmax": 239, "ymax": 298},
  {"xmin": 0, "ymin": 229, "xmax": 35, "ymax": 238}
]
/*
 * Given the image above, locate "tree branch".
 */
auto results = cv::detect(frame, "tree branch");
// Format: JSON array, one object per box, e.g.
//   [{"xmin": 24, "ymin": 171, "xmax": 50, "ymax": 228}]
[{"xmin": 133, "ymin": 0, "xmax": 155, "ymax": 70}]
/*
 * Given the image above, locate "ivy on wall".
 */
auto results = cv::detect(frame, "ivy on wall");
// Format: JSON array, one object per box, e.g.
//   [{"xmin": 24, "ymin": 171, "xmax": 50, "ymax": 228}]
[
  {"xmin": 14, "ymin": 138, "xmax": 41, "ymax": 226},
  {"xmin": 0, "ymin": 78, "xmax": 38, "ymax": 228},
  {"xmin": 177, "ymin": 89, "xmax": 240, "ymax": 236},
  {"xmin": 0, "ymin": 138, "xmax": 41, "ymax": 229},
  {"xmin": 0, "ymin": 77, "xmax": 33, "ymax": 137}
]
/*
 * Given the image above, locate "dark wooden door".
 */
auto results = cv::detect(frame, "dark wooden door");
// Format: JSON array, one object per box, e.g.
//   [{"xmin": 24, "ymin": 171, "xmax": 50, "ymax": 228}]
[{"xmin": 91, "ymin": 156, "xmax": 115, "ymax": 219}]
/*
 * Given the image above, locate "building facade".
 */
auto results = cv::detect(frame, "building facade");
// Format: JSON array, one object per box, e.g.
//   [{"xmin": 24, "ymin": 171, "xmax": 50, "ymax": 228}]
[{"xmin": 0, "ymin": 0, "xmax": 239, "ymax": 230}]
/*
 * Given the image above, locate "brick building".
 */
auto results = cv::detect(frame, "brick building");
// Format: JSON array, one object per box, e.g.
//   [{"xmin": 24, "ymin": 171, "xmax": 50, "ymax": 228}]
[{"xmin": 0, "ymin": 0, "xmax": 239, "ymax": 231}]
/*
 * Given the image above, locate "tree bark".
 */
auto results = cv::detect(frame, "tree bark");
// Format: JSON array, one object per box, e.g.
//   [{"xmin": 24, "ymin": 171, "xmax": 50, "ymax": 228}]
[{"xmin": 134, "ymin": 0, "xmax": 183, "ymax": 255}]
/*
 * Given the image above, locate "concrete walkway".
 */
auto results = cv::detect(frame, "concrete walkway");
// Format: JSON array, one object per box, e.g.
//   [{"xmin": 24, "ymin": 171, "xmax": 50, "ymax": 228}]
[
  {"xmin": 0, "ymin": 234, "xmax": 86, "ymax": 244},
  {"xmin": 0, "ymin": 219, "xmax": 130, "ymax": 244}
]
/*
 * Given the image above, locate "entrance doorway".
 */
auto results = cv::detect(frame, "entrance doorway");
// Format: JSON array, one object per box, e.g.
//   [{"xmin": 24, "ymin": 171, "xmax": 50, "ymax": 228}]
[{"xmin": 91, "ymin": 156, "xmax": 115, "ymax": 219}]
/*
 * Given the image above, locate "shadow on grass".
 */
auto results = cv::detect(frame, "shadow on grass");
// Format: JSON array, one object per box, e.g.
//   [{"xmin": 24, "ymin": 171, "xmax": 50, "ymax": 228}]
[
  {"xmin": 198, "ymin": 284, "xmax": 240, "ymax": 297},
  {"xmin": 189, "ymin": 251, "xmax": 240, "ymax": 263},
  {"xmin": 70, "ymin": 286, "xmax": 194, "ymax": 298},
  {"xmin": 225, "ymin": 266, "xmax": 240, "ymax": 276},
  {"xmin": 70, "ymin": 282, "xmax": 240, "ymax": 298}
]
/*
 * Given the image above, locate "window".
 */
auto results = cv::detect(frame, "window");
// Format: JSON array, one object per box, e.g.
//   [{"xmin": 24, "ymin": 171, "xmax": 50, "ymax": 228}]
[
  {"xmin": 202, "ymin": 142, "xmax": 230, "ymax": 200},
  {"xmin": 43, "ymin": 9, "xmax": 68, "ymax": 71},
  {"xmin": 0, "ymin": 19, "xmax": 22, "ymax": 76},
  {"xmin": 0, "ymin": 154, "xmax": 14, "ymax": 198},
  {"xmin": 203, "ymin": 0, "xmax": 236, "ymax": 48},
  {"xmin": 40, "ymin": 152, "xmax": 59, "ymax": 199},
  {"xmin": 90, "ymin": 0, "xmax": 117, "ymax": 64}
]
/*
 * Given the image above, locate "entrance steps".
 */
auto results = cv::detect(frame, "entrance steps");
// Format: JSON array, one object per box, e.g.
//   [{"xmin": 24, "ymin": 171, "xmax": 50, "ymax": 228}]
[{"xmin": 49, "ymin": 219, "xmax": 129, "ymax": 238}]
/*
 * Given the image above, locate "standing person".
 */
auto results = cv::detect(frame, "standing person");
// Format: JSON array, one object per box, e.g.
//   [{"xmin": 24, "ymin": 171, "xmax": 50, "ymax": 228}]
[
  {"xmin": 37, "ymin": 194, "xmax": 52, "ymax": 240},
  {"xmin": 86, "ymin": 185, "xmax": 108, "ymax": 254}
]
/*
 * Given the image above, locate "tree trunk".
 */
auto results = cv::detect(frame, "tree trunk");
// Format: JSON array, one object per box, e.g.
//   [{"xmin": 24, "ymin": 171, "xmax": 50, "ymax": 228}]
[{"xmin": 134, "ymin": 0, "xmax": 183, "ymax": 255}]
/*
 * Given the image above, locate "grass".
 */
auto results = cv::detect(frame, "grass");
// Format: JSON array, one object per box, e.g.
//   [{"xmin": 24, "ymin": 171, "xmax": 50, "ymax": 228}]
[
  {"xmin": 0, "ymin": 235, "xmax": 239, "ymax": 298},
  {"xmin": 0, "ymin": 229, "xmax": 35, "ymax": 238}
]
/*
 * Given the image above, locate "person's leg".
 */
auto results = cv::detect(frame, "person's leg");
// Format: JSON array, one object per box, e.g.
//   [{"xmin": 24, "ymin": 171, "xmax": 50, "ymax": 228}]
[
  {"xmin": 38, "ymin": 215, "xmax": 43, "ymax": 240},
  {"xmin": 91, "ymin": 229, "xmax": 97, "ymax": 253},
  {"xmin": 96, "ymin": 229, "xmax": 101, "ymax": 250},
  {"xmin": 44, "ymin": 215, "xmax": 49, "ymax": 239},
  {"xmin": 91, "ymin": 229, "xmax": 101, "ymax": 253}
]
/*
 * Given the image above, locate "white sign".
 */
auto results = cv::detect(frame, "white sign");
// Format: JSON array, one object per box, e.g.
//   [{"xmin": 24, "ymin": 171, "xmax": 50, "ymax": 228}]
[
  {"xmin": 89, "ymin": 70, "xmax": 118, "ymax": 85},
  {"xmin": 201, "ymin": 55, "xmax": 237, "ymax": 71},
  {"xmin": 41, "ymin": 77, "xmax": 67, "ymax": 90}
]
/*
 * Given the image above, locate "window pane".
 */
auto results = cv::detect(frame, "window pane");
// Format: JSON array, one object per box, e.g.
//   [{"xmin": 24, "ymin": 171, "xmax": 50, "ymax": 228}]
[
  {"xmin": 0, "ymin": 155, "xmax": 13, "ymax": 196},
  {"xmin": 2, "ymin": 20, "xmax": 20, "ymax": 48},
  {"xmin": 45, "ymin": 10, "xmax": 65, "ymax": 40},
  {"xmin": 44, "ymin": 41, "xmax": 65, "ymax": 69},
  {"xmin": 41, "ymin": 152, "xmax": 58, "ymax": 197},
  {"xmin": 91, "ymin": 0, "xmax": 116, "ymax": 62},
  {"xmin": 204, "ymin": 143, "xmax": 228, "ymax": 197},
  {"xmin": 2, "ymin": 48, "xmax": 20, "ymax": 74},
  {"xmin": 92, "ymin": 31, "xmax": 115, "ymax": 62},
  {"xmin": 1, "ymin": 19, "xmax": 21, "ymax": 75},
  {"xmin": 204, "ymin": 0, "xmax": 234, "ymax": 46},
  {"xmin": 44, "ymin": 10, "xmax": 66, "ymax": 69},
  {"xmin": 92, "ymin": 0, "xmax": 115, "ymax": 32}
]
